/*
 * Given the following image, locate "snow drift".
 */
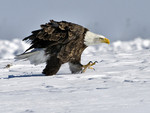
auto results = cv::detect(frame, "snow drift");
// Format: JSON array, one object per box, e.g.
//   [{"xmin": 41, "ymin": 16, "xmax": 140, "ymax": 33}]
[
  {"xmin": 0, "ymin": 39, "xmax": 29, "ymax": 59},
  {"xmin": 0, "ymin": 38, "xmax": 150, "ymax": 59},
  {"xmin": 1, "ymin": 38, "xmax": 150, "ymax": 113}
]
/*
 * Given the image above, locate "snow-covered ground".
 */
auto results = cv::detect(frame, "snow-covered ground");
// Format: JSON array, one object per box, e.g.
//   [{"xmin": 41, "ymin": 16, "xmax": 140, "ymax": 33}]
[{"xmin": 0, "ymin": 38, "xmax": 150, "ymax": 113}]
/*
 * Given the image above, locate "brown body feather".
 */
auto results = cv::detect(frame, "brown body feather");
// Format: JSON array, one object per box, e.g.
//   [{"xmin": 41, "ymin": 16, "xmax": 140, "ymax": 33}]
[{"xmin": 23, "ymin": 20, "xmax": 88, "ymax": 75}]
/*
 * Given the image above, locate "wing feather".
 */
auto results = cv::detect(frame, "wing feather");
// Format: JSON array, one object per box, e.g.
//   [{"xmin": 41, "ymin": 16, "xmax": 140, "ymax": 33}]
[{"xmin": 23, "ymin": 20, "xmax": 88, "ymax": 52}]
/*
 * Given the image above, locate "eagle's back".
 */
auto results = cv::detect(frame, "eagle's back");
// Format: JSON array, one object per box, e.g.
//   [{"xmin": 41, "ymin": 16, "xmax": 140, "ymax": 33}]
[
  {"xmin": 23, "ymin": 20, "xmax": 88, "ymax": 63},
  {"xmin": 24, "ymin": 20, "xmax": 88, "ymax": 52}
]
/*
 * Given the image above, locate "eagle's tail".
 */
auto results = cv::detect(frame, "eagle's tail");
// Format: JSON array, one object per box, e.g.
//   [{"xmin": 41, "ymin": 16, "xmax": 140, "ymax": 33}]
[{"xmin": 15, "ymin": 49, "xmax": 50, "ymax": 65}]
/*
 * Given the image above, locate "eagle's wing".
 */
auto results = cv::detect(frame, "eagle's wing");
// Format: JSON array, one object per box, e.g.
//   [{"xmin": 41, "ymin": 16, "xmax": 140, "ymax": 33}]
[{"xmin": 23, "ymin": 20, "xmax": 87, "ymax": 52}]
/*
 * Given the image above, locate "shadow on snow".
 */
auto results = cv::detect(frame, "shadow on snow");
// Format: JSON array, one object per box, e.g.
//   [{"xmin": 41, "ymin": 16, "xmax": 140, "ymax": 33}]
[
  {"xmin": 4, "ymin": 72, "xmax": 72, "ymax": 79},
  {"xmin": 6, "ymin": 74, "xmax": 45, "ymax": 79}
]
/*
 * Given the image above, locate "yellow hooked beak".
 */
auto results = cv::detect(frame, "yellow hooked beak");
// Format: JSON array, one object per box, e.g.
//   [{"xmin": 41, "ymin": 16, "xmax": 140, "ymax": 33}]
[{"xmin": 100, "ymin": 38, "xmax": 110, "ymax": 44}]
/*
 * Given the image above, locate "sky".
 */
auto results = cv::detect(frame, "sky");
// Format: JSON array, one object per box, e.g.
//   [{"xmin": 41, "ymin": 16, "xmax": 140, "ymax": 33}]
[{"xmin": 0, "ymin": 0, "xmax": 150, "ymax": 42}]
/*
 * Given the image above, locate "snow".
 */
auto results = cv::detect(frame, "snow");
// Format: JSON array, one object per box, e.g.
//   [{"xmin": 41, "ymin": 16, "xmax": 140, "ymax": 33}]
[
  {"xmin": 0, "ymin": 38, "xmax": 150, "ymax": 113},
  {"xmin": 0, "ymin": 39, "xmax": 29, "ymax": 59}
]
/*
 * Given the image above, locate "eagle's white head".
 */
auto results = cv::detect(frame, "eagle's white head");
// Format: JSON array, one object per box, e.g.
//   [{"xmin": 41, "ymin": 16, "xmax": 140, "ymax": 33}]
[{"xmin": 84, "ymin": 31, "xmax": 110, "ymax": 46}]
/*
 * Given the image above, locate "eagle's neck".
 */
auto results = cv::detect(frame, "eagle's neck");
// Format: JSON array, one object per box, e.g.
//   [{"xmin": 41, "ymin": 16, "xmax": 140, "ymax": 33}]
[{"xmin": 84, "ymin": 31, "xmax": 104, "ymax": 46}]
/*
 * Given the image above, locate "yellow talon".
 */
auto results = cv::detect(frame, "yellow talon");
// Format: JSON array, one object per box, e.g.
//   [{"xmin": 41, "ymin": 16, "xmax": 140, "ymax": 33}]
[
  {"xmin": 90, "ymin": 61, "xmax": 98, "ymax": 66},
  {"xmin": 82, "ymin": 61, "xmax": 98, "ymax": 73},
  {"xmin": 88, "ymin": 66, "xmax": 94, "ymax": 70}
]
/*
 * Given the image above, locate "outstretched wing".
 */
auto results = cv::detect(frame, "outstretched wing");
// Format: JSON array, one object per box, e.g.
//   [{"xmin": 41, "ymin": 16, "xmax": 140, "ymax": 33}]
[{"xmin": 23, "ymin": 20, "xmax": 88, "ymax": 52}]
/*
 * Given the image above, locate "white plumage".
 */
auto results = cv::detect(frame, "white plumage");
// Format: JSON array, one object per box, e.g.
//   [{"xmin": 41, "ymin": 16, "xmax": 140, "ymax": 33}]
[
  {"xmin": 84, "ymin": 31, "xmax": 106, "ymax": 46},
  {"xmin": 15, "ymin": 49, "xmax": 50, "ymax": 65}
]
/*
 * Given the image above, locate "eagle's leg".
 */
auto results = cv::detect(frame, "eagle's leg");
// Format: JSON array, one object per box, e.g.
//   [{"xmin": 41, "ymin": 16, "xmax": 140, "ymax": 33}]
[
  {"xmin": 42, "ymin": 56, "xmax": 62, "ymax": 76},
  {"xmin": 69, "ymin": 62, "xmax": 82, "ymax": 74},
  {"xmin": 82, "ymin": 61, "xmax": 98, "ymax": 73}
]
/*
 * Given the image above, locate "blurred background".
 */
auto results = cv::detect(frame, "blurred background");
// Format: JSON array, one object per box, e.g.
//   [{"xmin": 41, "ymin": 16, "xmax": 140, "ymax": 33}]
[{"xmin": 0, "ymin": 0, "xmax": 150, "ymax": 42}]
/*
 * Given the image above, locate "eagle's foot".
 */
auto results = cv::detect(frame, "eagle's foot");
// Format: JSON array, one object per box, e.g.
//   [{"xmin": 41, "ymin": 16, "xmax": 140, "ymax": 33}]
[{"xmin": 82, "ymin": 61, "xmax": 98, "ymax": 73}]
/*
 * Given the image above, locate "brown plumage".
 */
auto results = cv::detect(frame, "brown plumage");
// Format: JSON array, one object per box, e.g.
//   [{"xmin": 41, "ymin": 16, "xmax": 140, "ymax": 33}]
[
  {"xmin": 23, "ymin": 20, "xmax": 88, "ymax": 75},
  {"xmin": 15, "ymin": 20, "xmax": 110, "ymax": 76}
]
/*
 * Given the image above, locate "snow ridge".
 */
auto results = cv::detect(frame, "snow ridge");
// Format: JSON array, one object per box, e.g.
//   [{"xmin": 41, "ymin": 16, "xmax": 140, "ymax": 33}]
[
  {"xmin": 0, "ymin": 38, "xmax": 150, "ymax": 59},
  {"xmin": 0, "ymin": 39, "xmax": 29, "ymax": 59}
]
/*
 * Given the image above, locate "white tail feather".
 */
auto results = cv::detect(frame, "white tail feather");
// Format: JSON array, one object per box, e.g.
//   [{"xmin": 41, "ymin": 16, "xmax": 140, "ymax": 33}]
[{"xmin": 15, "ymin": 49, "xmax": 50, "ymax": 65}]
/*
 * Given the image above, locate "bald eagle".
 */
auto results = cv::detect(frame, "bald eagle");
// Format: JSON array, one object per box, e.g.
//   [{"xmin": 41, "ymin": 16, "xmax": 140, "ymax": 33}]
[{"xmin": 15, "ymin": 20, "xmax": 110, "ymax": 76}]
